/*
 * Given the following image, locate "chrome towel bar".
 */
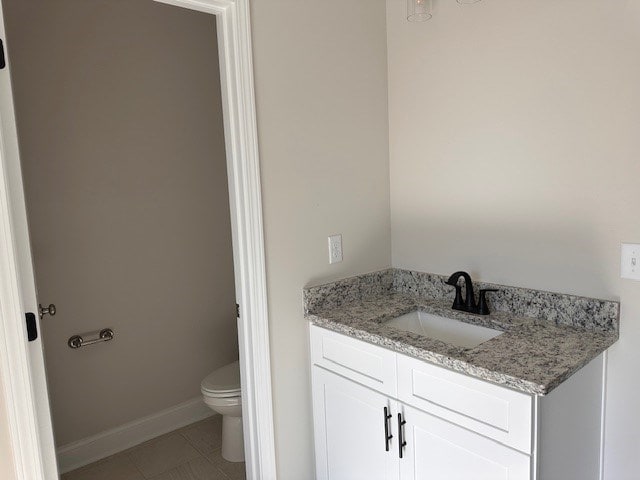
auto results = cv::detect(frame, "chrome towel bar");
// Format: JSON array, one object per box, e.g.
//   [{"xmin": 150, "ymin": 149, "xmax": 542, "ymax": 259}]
[{"xmin": 68, "ymin": 328, "xmax": 114, "ymax": 349}]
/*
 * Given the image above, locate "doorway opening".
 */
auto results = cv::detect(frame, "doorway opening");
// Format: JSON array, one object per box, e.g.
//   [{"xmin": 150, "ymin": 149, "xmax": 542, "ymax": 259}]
[{"xmin": 5, "ymin": 0, "xmax": 244, "ymax": 475}]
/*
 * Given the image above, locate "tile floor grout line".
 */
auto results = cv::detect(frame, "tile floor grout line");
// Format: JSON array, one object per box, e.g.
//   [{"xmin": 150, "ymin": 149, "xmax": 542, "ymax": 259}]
[
  {"xmin": 215, "ymin": 461, "xmax": 234, "ymax": 479},
  {"xmin": 142, "ymin": 454, "xmax": 203, "ymax": 479},
  {"xmin": 206, "ymin": 455, "xmax": 233, "ymax": 480},
  {"xmin": 143, "ymin": 451, "xmax": 204, "ymax": 480},
  {"xmin": 122, "ymin": 448, "xmax": 149, "ymax": 480}
]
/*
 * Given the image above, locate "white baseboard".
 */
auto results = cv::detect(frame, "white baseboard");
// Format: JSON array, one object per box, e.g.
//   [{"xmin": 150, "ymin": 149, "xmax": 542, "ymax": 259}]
[{"xmin": 57, "ymin": 397, "xmax": 214, "ymax": 474}]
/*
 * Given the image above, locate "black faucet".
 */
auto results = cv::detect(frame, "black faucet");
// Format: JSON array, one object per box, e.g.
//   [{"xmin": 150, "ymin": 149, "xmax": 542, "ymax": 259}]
[{"xmin": 445, "ymin": 271, "xmax": 498, "ymax": 315}]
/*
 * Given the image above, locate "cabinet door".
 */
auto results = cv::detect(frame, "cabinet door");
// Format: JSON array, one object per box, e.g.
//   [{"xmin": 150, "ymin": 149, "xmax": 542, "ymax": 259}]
[
  {"xmin": 399, "ymin": 405, "xmax": 531, "ymax": 480},
  {"xmin": 312, "ymin": 367, "xmax": 400, "ymax": 480}
]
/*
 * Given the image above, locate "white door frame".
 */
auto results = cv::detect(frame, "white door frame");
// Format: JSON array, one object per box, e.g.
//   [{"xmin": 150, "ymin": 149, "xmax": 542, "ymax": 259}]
[{"xmin": 0, "ymin": 0, "xmax": 277, "ymax": 478}]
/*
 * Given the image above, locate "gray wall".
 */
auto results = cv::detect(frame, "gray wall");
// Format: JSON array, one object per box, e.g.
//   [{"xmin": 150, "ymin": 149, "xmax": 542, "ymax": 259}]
[
  {"xmin": 250, "ymin": 1, "xmax": 392, "ymax": 478},
  {"xmin": 4, "ymin": 0, "xmax": 237, "ymax": 446},
  {"xmin": 386, "ymin": 0, "xmax": 640, "ymax": 478}
]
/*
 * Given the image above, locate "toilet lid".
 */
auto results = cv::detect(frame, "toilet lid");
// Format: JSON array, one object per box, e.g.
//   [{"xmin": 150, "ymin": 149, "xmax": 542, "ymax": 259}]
[{"xmin": 201, "ymin": 360, "xmax": 241, "ymax": 394}]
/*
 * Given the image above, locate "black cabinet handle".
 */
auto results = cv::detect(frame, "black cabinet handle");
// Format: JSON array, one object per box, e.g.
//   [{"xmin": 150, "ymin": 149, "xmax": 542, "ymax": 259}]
[
  {"xmin": 398, "ymin": 412, "xmax": 407, "ymax": 458},
  {"xmin": 383, "ymin": 407, "xmax": 393, "ymax": 451}
]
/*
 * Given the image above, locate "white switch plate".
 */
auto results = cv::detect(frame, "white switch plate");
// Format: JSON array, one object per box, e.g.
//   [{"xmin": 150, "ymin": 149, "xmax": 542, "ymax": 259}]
[
  {"xmin": 621, "ymin": 243, "xmax": 640, "ymax": 280},
  {"xmin": 328, "ymin": 234, "xmax": 343, "ymax": 264}
]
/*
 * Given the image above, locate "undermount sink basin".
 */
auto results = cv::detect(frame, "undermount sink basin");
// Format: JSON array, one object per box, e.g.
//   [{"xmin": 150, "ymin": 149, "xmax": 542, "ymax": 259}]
[{"xmin": 386, "ymin": 310, "xmax": 503, "ymax": 349}]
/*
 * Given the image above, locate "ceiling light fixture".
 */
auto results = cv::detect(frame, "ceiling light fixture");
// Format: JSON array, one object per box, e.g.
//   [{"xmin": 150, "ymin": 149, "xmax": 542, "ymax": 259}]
[{"xmin": 407, "ymin": 0, "xmax": 432, "ymax": 22}]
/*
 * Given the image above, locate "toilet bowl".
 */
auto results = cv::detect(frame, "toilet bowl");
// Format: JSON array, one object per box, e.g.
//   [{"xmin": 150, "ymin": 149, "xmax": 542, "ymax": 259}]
[{"xmin": 201, "ymin": 360, "xmax": 244, "ymax": 462}]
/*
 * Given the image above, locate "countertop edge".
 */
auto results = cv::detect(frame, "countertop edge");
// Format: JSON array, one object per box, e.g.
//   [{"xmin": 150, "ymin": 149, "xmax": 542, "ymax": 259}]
[{"xmin": 307, "ymin": 315, "xmax": 616, "ymax": 396}]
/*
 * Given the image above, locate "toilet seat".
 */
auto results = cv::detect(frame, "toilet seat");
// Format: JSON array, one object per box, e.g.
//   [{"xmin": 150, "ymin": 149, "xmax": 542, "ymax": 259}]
[
  {"xmin": 200, "ymin": 360, "xmax": 244, "ymax": 462},
  {"xmin": 201, "ymin": 360, "xmax": 241, "ymax": 398},
  {"xmin": 202, "ymin": 388, "xmax": 241, "ymax": 399}
]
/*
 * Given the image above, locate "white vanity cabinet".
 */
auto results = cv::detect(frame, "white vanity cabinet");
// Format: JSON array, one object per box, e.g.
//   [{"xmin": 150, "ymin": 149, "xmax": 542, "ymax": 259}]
[
  {"xmin": 313, "ymin": 366, "xmax": 529, "ymax": 480},
  {"xmin": 310, "ymin": 324, "xmax": 605, "ymax": 480},
  {"xmin": 312, "ymin": 368, "xmax": 400, "ymax": 480},
  {"xmin": 399, "ymin": 404, "xmax": 530, "ymax": 480}
]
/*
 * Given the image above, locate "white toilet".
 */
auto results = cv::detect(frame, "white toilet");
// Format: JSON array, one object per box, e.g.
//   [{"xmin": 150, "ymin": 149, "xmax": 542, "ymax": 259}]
[{"xmin": 201, "ymin": 360, "xmax": 244, "ymax": 462}]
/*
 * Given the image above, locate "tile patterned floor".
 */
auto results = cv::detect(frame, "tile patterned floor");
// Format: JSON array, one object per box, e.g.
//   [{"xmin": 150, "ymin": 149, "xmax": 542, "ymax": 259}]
[{"xmin": 62, "ymin": 415, "xmax": 246, "ymax": 480}]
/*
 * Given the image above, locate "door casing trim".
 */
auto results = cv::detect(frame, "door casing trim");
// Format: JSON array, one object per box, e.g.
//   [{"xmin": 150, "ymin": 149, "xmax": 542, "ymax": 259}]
[{"xmin": 0, "ymin": 0, "xmax": 276, "ymax": 478}]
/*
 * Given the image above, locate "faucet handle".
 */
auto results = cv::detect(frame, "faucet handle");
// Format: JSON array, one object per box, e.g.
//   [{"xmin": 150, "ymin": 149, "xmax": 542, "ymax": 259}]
[{"xmin": 478, "ymin": 289, "xmax": 499, "ymax": 315}]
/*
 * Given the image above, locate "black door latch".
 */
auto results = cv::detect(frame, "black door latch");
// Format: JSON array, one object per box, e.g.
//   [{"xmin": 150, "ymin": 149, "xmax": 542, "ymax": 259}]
[
  {"xmin": 0, "ymin": 39, "xmax": 6, "ymax": 69},
  {"xmin": 25, "ymin": 312, "xmax": 37, "ymax": 341}
]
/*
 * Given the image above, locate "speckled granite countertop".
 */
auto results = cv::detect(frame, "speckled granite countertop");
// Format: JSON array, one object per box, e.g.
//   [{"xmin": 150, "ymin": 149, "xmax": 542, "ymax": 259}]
[{"xmin": 304, "ymin": 269, "xmax": 619, "ymax": 396}]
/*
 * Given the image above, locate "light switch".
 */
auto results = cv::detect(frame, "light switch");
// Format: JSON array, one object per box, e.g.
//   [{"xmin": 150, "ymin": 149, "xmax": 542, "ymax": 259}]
[
  {"xmin": 328, "ymin": 234, "xmax": 343, "ymax": 264},
  {"xmin": 621, "ymin": 243, "xmax": 640, "ymax": 280}
]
